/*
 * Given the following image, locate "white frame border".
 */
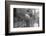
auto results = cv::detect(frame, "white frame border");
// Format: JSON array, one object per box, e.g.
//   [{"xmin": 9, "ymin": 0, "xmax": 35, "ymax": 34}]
[{"xmin": 10, "ymin": 5, "xmax": 43, "ymax": 33}]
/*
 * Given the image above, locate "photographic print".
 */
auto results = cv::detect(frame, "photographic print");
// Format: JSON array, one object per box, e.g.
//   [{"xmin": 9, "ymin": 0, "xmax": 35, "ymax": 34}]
[
  {"xmin": 5, "ymin": 1, "xmax": 45, "ymax": 35},
  {"xmin": 13, "ymin": 8, "xmax": 39, "ymax": 28}
]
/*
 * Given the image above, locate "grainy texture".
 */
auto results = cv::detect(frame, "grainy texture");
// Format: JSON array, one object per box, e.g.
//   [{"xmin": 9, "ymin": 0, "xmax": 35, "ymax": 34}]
[{"xmin": 13, "ymin": 8, "xmax": 39, "ymax": 28}]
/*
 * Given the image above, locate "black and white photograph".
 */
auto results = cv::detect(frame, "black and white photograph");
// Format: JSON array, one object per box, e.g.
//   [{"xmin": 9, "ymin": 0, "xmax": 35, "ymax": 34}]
[
  {"xmin": 5, "ymin": 1, "xmax": 45, "ymax": 35},
  {"xmin": 13, "ymin": 8, "xmax": 39, "ymax": 28}
]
